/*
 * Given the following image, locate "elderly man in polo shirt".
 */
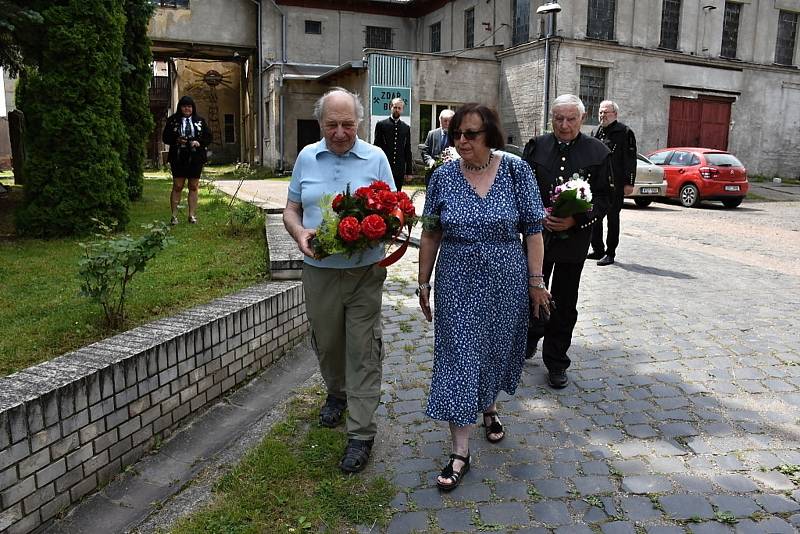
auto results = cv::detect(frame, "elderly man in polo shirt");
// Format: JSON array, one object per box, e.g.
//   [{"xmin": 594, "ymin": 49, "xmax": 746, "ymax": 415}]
[{"xmin": 283, "ymin": 87, "xmax": 395, "ymax": 474}]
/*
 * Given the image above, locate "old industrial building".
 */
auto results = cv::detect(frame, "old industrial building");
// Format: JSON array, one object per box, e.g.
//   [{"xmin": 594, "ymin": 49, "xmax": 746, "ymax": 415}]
[{"xmin": 145, "ymin": 0, "xmax": 799, "ymax": 177}]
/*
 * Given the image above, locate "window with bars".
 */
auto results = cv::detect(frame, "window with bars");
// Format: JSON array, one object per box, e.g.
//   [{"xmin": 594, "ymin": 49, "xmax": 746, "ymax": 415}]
[
  {"xmin": 587, "ymin": 0, "xmax": 616, "ymax": 40},
  {"xmin": 430, "ymin": 21, "xmax": 441, "ymax": 52},
  {"xmin": 512, "ymin": 0, "xmax": 530, "ymax": 46},
  {"xmin": 305, "ymin": 20, "xmax": 322, "ymax": 35},
  {"xmin": 150, "ymin": 0, "xmax": 189, "ymax": 7},
  {"xmin": 365, "ymin": 26, "xmax": 393, "ymax": 50},
  {"xmin": 465, "ymin": 7, "xmax": 475, "ymax": 49},
  {"xmin": 659, "ymin": 0, "xmax": 681, "ymax": 50},
  {"xmin": 775, "ymin": 10, "xmax": 798, "ymax": 65},
  {"xmin": 579, "ymin": 66, "xmax": 607, "ymax": 126},
  {"xmin": 721, "ymin": 2, "xmax": 741, "ymax": 58},
  {"xmin": 224, "ymin": 114, "xmax": 235, "ymax": 144}
]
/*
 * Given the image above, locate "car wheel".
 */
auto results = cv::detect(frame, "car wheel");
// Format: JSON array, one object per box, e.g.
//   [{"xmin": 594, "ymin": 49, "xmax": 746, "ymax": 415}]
[
  {"xmin": 679, "ymin": 184, "xmax": 700, "ymax": 208},
  {"xmin": 634, "ymin": 198, "xmax": 652, "ymax": 207},
  {"xmin": 721, "ymin": 197, "xmax": 743, "ymax": 208}
]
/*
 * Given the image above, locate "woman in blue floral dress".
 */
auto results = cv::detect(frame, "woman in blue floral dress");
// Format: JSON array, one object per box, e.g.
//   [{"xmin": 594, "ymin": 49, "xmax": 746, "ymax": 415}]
[{"xmin": 417, "ymin": 104, "xmax": 549, "ymax": 491}]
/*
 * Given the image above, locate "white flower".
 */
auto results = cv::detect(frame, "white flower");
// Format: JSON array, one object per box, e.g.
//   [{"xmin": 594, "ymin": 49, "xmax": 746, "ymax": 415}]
[
  {"xmin": 441, "ymin": 146, "xmax": 461, "ymax": 162},
  {"xmin": 563, "ymin": 174, "xmax": 592, "ymax": 202}
]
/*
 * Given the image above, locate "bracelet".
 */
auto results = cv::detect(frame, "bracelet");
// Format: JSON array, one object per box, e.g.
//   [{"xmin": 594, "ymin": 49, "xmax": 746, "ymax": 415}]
[
  {"xmin": 528, "ymin": 274, "xmax": 544, "ymax": 278},
  {"xmin": 529, "ymin": 280, "xmax": 547, "ymax": 289},
  {"xmin": 415, "ymin": 282, "xmax": 432, "ymax": 296}
]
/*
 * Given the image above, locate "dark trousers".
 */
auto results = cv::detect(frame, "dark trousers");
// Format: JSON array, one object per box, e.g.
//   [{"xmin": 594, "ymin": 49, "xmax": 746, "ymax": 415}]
[
  {"xmin": 526, "ymin": 260, "xmax": 585, "ymax": 372},
  {"xmin": 392, "ymin": 171, "xmax": 405, "ymax": 192},
  {"xmin": 591, "ymin": 193, "xmax": 623, "ymax": 256}
]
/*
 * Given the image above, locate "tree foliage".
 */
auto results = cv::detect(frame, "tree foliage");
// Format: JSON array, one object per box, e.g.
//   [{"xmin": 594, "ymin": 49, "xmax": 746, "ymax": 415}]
[
  {"xmin": 0, "ymin": 2, "xmax": 43, "ymax": 76},
  {"xmin": 15, "ymin": 1, "xmax": 130, "ymax": 236},
  {"xmin": 121, "ymin": 0, "xmax": 155, "ymax": 200}
]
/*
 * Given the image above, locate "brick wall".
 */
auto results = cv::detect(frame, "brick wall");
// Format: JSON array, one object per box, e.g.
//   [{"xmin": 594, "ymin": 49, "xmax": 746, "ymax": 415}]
[{"xmin": 0, "ymin": 281, "xmax": 307, "ymax": 534}]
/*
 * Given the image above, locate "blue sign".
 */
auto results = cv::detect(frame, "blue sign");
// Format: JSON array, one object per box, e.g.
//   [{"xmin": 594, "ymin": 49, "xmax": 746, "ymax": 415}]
[{"xmin": 371, "ymin": 86, "xmax": 411, "ymax": 116}]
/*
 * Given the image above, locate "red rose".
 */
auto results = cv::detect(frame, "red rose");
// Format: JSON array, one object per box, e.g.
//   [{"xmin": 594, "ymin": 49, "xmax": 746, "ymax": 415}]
[
  {"xmin": 398, "ymin": 196, "xmax": 415, "ymax": 218},
  {"xmin": 338, "ymin": 216, "xmax": 362, "ymax": 242},
  {"xmin": 361, "ymin": 213, "xmax": 387, "ymax": 240},
  {"xmin": 331, "ymin": 193, "xmax": 344, "ymax": 212},
  {"xmin": 370, "ymin": 181, "xmax": 391, "ymax": 191},
  {"xmin": 354, "ymin": 186, "xmax": 371, "ymax": 199},
  {"xmin": 364, "ymin": 190, "xmax": 382, "ymax": 212},
  {"xmin": 378, "ymin": 190, "xmax": 398, "ymax": 212}
]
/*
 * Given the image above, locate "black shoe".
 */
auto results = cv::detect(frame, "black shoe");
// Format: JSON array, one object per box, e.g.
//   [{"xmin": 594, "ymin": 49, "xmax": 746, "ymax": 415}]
[
  {"xmin": 586, "ymin": 250, "xmax": 605, "ymax": 260},
  {"xmin": 597, "ymin": 255, "xmax": 615, "ymax": 266},
  {"xmin": 547, "ymin": 370, "xmax": 569, "ymax": 389},
  {"xmin": 340, "ymin": 438, "xmax": 374, "ymax": 474},
  {"xmin": 319, "ymin": 395, "xmax": 347, "ymax": 428}
]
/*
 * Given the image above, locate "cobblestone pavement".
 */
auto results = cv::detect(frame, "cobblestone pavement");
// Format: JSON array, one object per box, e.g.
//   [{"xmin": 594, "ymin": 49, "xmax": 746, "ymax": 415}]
[{"xmin": 368, "ymin": 200, "xmax": 800, "ymax": 533}]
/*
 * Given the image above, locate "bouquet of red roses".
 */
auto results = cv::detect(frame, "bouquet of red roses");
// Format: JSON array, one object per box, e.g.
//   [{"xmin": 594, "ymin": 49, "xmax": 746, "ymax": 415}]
[{"xmin": 311, "ymin": 180, "xmax": 417, "ymax": 266}]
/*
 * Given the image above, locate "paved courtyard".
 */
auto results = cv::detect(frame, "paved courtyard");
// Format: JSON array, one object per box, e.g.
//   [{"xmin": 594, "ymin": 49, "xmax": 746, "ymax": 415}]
[{"xmin": 370, "ymin": 199, "xmax": 800, "ymax": 533}]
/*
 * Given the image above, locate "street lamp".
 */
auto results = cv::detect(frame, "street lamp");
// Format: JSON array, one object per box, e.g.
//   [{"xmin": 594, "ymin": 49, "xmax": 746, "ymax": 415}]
[{"xmin": 537, "ymin": 2, "xmax": 562, "ymax": 132}]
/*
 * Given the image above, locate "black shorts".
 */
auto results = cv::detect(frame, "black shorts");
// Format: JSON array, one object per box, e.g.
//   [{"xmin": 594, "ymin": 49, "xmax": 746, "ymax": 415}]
[{"xmin": 170, "ymin": 148, "xmax": 204, "ymax": 179}]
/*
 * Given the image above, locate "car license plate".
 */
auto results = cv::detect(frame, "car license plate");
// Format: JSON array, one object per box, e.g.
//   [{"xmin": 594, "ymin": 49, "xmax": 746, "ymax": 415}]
[
  {"xmin": 640, "ymin": 187, "xmax": 660, "ymax": 194},
  {"xmin": 724, "ymin": 185, "xmax": 740, "ymax": 191}
]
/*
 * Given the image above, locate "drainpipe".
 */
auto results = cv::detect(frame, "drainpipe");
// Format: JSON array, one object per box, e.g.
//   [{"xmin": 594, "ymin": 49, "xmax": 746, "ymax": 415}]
[
  {"xmin": 249, "ymin": 0, "xmax": 263, "ymax": 166},
  {"xmin": 266, "ymin": 0, "xmax": 286, "ymax": 172}
]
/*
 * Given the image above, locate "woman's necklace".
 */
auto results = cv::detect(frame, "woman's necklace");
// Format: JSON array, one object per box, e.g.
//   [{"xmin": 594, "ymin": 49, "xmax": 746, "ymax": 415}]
[{"xmin": 462, "ymin": 152, "xmax": 494, "ymax": 172}]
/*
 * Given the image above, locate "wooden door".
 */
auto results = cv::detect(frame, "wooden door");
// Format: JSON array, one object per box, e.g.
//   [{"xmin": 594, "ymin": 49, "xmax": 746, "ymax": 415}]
[{"xmin": 667, "ymin": 97, "xmax": 731, "ymax": 149}]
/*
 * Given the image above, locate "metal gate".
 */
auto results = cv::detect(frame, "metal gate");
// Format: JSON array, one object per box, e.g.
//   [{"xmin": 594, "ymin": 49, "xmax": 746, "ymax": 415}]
[{"xmin": 667, "ymin": 96, "xmax": 732, "ymax": 149}]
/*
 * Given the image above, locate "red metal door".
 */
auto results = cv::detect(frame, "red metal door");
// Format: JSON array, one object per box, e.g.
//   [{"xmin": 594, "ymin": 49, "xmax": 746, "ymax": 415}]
[
  {"xmin": 698, "ymin": 99, "xmax": 730, "ymax": 150},
  {"xmin": 667, "ymin": 97, "xmax": 731, "ymax": 149},
  {"xmin": 667, "ymin": 97, "xmax": 700, "ymax": 147}
]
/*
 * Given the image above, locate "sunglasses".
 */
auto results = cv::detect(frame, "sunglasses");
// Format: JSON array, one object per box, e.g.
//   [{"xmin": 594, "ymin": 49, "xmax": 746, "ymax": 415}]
[{"xmin": 452, "ymin": 130, "xmax": 486, "ymax": 140}]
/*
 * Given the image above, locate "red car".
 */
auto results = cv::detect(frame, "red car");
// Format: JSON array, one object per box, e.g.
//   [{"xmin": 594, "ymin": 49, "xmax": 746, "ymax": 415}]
[{"xmin": 645, "ymin": 148, "xmax": 750, "ymax": 208}]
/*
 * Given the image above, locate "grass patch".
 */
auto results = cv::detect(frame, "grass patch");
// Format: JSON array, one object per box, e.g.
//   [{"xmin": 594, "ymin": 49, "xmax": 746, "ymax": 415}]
[
  {"xmin": 0, "ymin": 178, "xmax": 267, "ymax": 375},
  {"xmin": 749, "ymin": 174, "xmax": 800, "ymax": 185},
  {"xmin": 171, "ymin": 388, "xmax": 395, "ymax": 534}
]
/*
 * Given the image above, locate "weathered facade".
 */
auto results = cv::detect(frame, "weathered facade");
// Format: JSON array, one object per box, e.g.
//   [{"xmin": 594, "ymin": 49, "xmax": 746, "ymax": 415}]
[
  {"xmin": 147, "ymin": 0, "xmax": 800, "ymax": 177},
  {"xmin": 147, "ymin": 0, "xmax": 257, "ymax": 164}
]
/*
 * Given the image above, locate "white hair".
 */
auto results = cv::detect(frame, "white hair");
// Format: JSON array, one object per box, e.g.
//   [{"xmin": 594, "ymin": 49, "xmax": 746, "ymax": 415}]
[
  {"xmin": 551, "ymin": 94, "xmax": 586, "ymax": 116},
  {"xmin": 439, "ymin": 109, "xmax": 455, "ymax": 120},
  {"xmin": 599, "ymin": 100, "xmax": 619, "ymax": 114},
  {"xmin": 390, "ymin": 97, "xmax": 405, "ymax": 107},
  {"xmin": 313, "ymin": 87, "xmax": 365, "ymax": 123}
]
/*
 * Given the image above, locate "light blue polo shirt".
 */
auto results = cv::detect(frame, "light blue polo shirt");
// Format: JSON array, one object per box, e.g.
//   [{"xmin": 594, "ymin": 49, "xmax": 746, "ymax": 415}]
[{"xmin": 288, "ymin": 137, "xmax": 395, "ymax": 268}]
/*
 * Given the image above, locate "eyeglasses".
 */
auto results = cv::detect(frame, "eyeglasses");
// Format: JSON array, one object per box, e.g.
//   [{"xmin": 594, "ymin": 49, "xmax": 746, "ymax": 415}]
[{"xmin": 452, "ymin": 130, "xmax": 486, "ymax": 140}]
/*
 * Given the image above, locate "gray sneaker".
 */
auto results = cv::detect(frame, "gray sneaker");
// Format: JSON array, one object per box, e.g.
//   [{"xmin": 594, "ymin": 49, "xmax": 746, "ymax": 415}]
[{"xmin": 170, "ymin": 215, "xmax": 179, "ymax": 226}]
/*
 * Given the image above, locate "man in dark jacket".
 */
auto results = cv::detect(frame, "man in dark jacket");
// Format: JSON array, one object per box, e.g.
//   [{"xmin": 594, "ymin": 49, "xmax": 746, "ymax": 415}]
[
  {"xmin": 522, "ymin": 94, "xmax": 611, "ymax": 388},
  {"xmin": 373, "ymin": 97, "xmax": 412, "ymax": 191},
  {"xmin": 588, "ymin": 100, "xmax": 637, "ymax": 266}
]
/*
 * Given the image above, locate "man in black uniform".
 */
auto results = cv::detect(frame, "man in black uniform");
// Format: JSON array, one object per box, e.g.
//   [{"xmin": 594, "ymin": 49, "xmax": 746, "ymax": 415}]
[
  {"xmin": 374, "ymin": 97, "xmax": 413, "ymax": 191},
  {"xmin": 588, "ymin": 100, "xmax": 637, "ymax": 266},
  {"xmin": 522, "ymin": 94, "xmax": 611, "ymax": 388}
]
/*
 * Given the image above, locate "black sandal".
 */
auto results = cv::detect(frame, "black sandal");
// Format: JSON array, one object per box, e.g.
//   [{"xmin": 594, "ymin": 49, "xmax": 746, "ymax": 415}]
[
  {"xmin": 340, "ymin": 438, "xmax": 373, "ymax": 474},
  {"xmin": 437, "ymin": 453, "xmax": 470, "ymax": 491},
  {"xmin": 319, "ymin": 395, "xmax": 347, "ymax": 428},
  {"xmin": 482, "ymin": 411, "xmax": 505, "ymax": 443}
]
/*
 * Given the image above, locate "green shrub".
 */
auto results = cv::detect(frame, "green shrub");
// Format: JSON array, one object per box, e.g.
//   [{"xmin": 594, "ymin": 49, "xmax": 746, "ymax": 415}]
[
  {"xmin": 15, "ymin": 1, "xmax": 129, "ymax": 236},
  {"xmin": 121, "ymin": 0, "xmax": 155, "ymax": 201},
  {"xmin": 78, "ymin": 220, "xmax": 173, "ymax": 328}
]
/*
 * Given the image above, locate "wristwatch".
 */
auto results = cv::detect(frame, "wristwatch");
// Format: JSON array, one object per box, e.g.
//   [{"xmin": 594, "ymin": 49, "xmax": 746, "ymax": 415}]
[
  {"xmin": 529, "ymin": 280, "xmax": 547, "ymax": 290},
  {"xmin": 415, "ymin": 282, "xmax": 432, "ymax": 296}
]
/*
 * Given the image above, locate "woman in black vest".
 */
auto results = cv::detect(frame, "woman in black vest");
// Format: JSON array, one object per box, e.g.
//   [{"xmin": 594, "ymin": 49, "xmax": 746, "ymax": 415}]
[{"xmin": 162, "ymin": 95, "xmax": 212, "ymax": 224}]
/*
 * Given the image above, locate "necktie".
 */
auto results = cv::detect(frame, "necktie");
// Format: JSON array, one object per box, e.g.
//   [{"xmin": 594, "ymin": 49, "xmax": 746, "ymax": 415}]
[
  {"xmin": 183, "ymin": 118, "xmax": 193, "ymax": 137},
  {"xmin": 441, "ymin": 132, "xmax": 448, "ymax": 151}
]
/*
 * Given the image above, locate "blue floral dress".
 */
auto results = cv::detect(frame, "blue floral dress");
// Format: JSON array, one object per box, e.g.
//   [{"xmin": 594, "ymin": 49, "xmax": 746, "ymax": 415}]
[{"xmin": 424, "ymin": 154, "xmax": 545, "ymax": 426}]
